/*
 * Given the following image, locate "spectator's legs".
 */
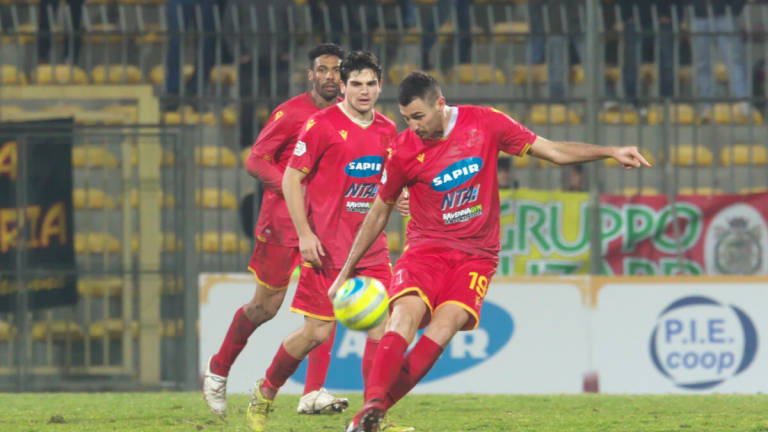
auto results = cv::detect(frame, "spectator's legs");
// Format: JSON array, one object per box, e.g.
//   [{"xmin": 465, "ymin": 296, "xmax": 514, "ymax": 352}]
[
  {"xmin": 63, "ymin": 0, "xmax": 84, "ymax": 63},
  {"xmin": 185, "ymin": 0, "xmax": 216, "ymax": 97},
  {"xmin": 623, "ymin": 20, "xmax": 639, "ymax": 106},
  {"xmin": 715, "ymin": 14, "xmax": 748, "ymax": 100},
  {"xmin": 692, "ymin": 16, "xmax": 715, "ymax": 108},
  {"xmin": 548, "ymin": 34, "xmax": 567, "ymax": 99},
  {"xmin": 399, "ymin": 0, "xmax": 416, "ymax": 28},
  {"xmin": 37, "ymin": 0, "xmax": 60, "ymax": 64},
  {"xmin": 527, "ymin": 0, "xmax": 546, "ymax": 64},
  {"xmin": 456, "ymin": 0, "xmax": 471, "ymax": 64},
  {"xmin": 166, "ymin": 0, "xmax": 186, "ymax": 101},
  {"xmin": 658, "ymin": 21, "xmax": 674, "ymax": 98}
]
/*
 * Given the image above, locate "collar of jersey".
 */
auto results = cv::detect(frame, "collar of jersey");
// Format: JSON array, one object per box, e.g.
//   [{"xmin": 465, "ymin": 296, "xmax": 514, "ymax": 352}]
[{"xmin": 337, "ymin": 103, "xmax": 375, "ymax": 129}]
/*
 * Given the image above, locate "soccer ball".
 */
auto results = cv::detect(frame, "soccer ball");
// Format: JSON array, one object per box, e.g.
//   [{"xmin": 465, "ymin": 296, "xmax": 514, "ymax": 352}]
[{"xmin": 332, "ymin": 276, "xmax": 389, "ymax": 331}]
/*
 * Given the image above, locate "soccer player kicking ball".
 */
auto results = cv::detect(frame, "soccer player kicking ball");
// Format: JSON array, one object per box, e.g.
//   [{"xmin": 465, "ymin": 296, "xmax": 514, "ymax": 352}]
[
  {"xmin": 246, "ymin": 51, "xmax": 412, "ymax": 432},
  {"xmin": 203, "ymin": 43, "xmax": 349, "ymax": 417},
  {"xmin": 329, "ymin": 71, "xmax": 652, "ymax": 432}
]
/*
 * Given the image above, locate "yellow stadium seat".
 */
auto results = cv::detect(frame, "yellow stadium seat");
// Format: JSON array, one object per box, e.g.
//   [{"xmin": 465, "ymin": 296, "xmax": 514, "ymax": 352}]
[
  {"xmin": 222, "ymin": 106, "xmax": 238, "ymax": 126},
  {"xmin": 387, "ymin": 64, "xmax": 445, "ymax": 86},
  {"xmin": 150, "ymin": 64, "xmax": 194, "ymax": 85},
  {"xmin": 720, "ymin": 145, "xmax": 768, "ymax": 166},
  {"xmin": 492, "ymin": 21, "xmax": 529, "ymax": 43},
  {"xmin": 714, "ymin": 62, "xmax": 729, "ymax": 83},
  {"xmin": 72, "ymin": 188, "xmax": 115, "ymax": 210},
  {"xmin": 83, "ymin": 23, "xmax": 123, "ymax": 44},
  {"xmin": 437, "ymin": 23, "xmax": 486, "ymax": 44},
  {"xmin": 91, "ymin": 65, "xmax": 143, "ymax": 84},
  {"xmin": 0, "ymin": 23, "xmax": 36, "ymax": 45},
  {"xmin": 201, "ymin": 111, "xmax": 217, "ymax": 126},
  {"xmin": 210, "ymin": 64, "xmax": 237, "ymax": 85},
  {"xmin": 131, "ymin": 231, "xmax": 181, "ymax": 254},
  {"xmin": 241, "ymin": 147, "xmax": 251, "ymax": 167},
  {"xmin": 71, "ymin": 145, "xmax": 118, "ymax": 168},
  {"xmin": 196, "ymin": 188, "xmax": 237, "ymax": 209},
  {"xmin": 162, "ymin": 319, "xmax": 185, "ymax": 338},
  {"xmin": 387, "ymin": 231, "xmax": 402, "ymax": 253},
  {"xmin": 221, "ymin": 232, "xmax": 239, "ymax": 253},
  {"xmin": 77, "ymin": 277, "xmax": 122, "ymax": 297},
  {"xmin": 529, "ymin": 104, "xmax": 580, "ymax": 125},
  {"xmin": 447, "ymin": 64, "xmax": 505, "ymax": 85},
  {"xmin": 195, "ymin": 146, "xmax": 237, "ymax": 167},
  {"xmin": 599, "ymin": 109, "xmax": 639, "ymax": 125},
  {"xmin": 75, "ymin": 233, "xmax": 121, "ymax": 254},
  {"xmin": 605, "ymin": 148, "xmax": 655, "ymax": 167},
  {"xmin": 604, "ymin": 66, "xmax": 620, "ymax": 84},
  {"xmin": 667, "ymin": 145, "xmax": 714, "ymax": 167},
  {"xmin": 1, "ymin": 65, "xmax": 27, "ymax": 85},
  {"xmin": 197, "ymin": 232, "xmax": 220, "ymax": 253},
  {"xmin": 89, "ymin": 319, "xmax": 139, "ymax": 340},
  {"xmin": 164, "ymin": 106, "xmax": 201, "ymax": 125},
  {"xmin": 739, "ymin": 186, "xmax": 768, "ymax": 194},
  {"xmin": 618, "ymin": 186, "xmax": 661, "ymax": 196},
  {"xmin": 31, "ymin": 320, "xmax": 84, "ymax": 341},
  {"xmin": 34, "ymin": 64, "xmax": 88, "ymax": 84},
  {"xmin": 678, "ymin": 66, "xmax": 692, "ymax": 83},
  {"xmin": 512, "ymin": 64, "xmax": 547, "ymax": 85},
  {"xmin": 711, "ymin": 103, "xmax": 764, "ymax": 125},
  {"xmin": 640, "ymin": 63, "xmax": 656, "ymax": 83},
  {"xmin": 678, "ymin": 187, "xmax": 723, "ymax": 195},
  {"xmin": 162, "ymin": 148, "xmax": 176, "ymax": 167},
  {"xmin": 373, "ymin": 26, "xmax": 421, "ymax": 44},
  {"xmin": 256, "ymin": 106, "xmax": 271, "ymax": 127},
  {"xmin": 646, "ymin": 104, "xmax": 696, "ymax": 125},
  {"xmin": 0, "ymin": 321, "xmax": 17, "ymax": 342},
  {"xmin": 127, "ymin": 189, "xmax": 174, "ymax": 209}
]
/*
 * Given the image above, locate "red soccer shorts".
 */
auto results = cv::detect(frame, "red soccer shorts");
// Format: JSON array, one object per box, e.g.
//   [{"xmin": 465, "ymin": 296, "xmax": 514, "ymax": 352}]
[
  {"xmin": 389, "ymin": 244, "xmax": 497, "ymax": 331},
  {"xmin": 247, "ymin": 238, "xmax": 300, "ymax": 290},
  {"xmin": 291, "ymin": 263, "xmax": 393, "ymax": 321}
]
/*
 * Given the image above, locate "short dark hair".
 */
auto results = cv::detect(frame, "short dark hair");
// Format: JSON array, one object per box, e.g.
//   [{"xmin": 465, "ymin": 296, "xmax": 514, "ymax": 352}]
[
  {"xmin": 340, "ymin": 50, "xmax": 382, "ymax": 84},
  {"xmin": 398, "ymin": 71, "xmax": 442, "ymax": 106},
  {"xmin": 308, "ymin": 43, "xmax": 345, "ymax": 69}
]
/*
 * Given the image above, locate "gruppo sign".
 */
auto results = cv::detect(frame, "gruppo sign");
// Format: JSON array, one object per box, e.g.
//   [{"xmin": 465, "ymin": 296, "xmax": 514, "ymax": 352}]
[{"xmin": 649, "ymin": 295, "xmax": 758, "ymax": 390}]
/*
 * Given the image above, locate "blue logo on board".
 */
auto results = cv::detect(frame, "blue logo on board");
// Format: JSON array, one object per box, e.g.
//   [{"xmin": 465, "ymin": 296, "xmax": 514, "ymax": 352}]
[
  {"xmin": 431, "ymin": 157, "xmax": 483, "ymax": 192},
  {"xmin": 649, "ymin": 296, "xmax": 758, "ymax": 390},
  {"xmin": 345, "ymin": 156, "xmax": 383, "ymax": 178},
  {"xmin": 291, "ymin": 300, "xmax": 514, "ymax": 390}
]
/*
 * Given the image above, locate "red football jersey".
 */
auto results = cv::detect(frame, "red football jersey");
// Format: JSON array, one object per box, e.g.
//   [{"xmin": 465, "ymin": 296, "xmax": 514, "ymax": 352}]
[
  {"xmin": 247, "ymin": 92, "xmax": 322, "ymax": 247},
  {"xmin": 288, "ymin": 105, "xmax": 397, "ymax": 269},
  {"xmin": 378, "ymin": 105, "xmax": 536, "ymax": 259}
]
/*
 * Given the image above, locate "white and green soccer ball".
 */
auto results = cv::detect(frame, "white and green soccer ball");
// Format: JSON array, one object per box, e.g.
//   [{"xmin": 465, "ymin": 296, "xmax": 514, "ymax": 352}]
[{"xmin": 332, "ymin": 276, "xmax": 389, "ymax": 331}]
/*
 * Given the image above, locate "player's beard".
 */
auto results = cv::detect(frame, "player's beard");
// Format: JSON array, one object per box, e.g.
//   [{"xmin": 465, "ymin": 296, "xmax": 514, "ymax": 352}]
[{"xmin": 317, "ymin": 83, "xmax": 339, "ymax": 101}]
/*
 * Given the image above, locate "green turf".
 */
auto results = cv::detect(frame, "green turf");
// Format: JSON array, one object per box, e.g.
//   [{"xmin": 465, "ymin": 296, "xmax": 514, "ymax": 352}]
[{"xmin": 1, "ymin": 393, "xmax": 768, "ymax": 432}]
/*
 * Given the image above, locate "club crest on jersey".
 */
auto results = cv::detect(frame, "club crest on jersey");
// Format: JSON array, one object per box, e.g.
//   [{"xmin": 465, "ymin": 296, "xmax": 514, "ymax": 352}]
[
  {"xmin": 294, "ymin": 140, "xmax": 307, "ymax": 156},
  {"xmin": 431, "ymin": 157, "xmax": 483, "ymax": 192},
  {"xmin": 345, "ymin": 155, "xmax": 383, "ymax": 178}
]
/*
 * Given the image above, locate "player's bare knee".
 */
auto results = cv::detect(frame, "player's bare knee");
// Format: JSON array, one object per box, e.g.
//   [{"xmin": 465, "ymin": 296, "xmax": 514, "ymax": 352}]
[
  {"xmin": 302, "ymin": 319, "xmax": 335, "ymax": 348},
  {"xmin": 243, "ymin": 301, "xmax": 276, "ymax": 326}
]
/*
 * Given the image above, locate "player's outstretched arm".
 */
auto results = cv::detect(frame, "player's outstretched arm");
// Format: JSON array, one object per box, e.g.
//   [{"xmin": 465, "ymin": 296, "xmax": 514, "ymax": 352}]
[
  {"xmin": 528, "ymin": 136, "xmax": 652, "ymax": 169},
  {"xmin": 327, "ymin": 196, "xmax": 395, "ymax": 299},
  {"xmin": 283, "ymin": 166, "xmax": 325, "ymax": 267}
]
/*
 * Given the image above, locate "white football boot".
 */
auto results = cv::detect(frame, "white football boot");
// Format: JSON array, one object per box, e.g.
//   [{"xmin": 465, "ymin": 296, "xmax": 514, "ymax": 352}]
[
  {"xmin": 202, "ymin": 356, "xmax": 228, "ymax": 416},
  {"xmin": 297, "ymin": 388, "xmax": 349, "ymax": 414}
]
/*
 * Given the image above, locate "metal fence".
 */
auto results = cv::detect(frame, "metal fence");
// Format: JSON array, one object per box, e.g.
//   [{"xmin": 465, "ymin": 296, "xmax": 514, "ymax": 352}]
[{"xmin": 0, "ymin": 0, "xmax": 767, "ymax": 390}]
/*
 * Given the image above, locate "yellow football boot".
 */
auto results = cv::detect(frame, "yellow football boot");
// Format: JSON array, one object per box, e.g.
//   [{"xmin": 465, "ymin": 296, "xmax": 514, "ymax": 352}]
[{"xmin": 246, "ymin": 379, "xmax": 273, "ymax": 432}]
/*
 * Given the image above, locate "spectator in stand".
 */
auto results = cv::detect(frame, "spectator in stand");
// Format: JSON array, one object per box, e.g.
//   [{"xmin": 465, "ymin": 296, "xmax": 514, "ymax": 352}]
[
  {"xmin": 691, "ymin": 0, "xmax": 750, "ymax": 120},
  {"xmin": 421, "ymin": 0, "xmax": 473, "ymax": 70},
  {"xmin": 618, "ymin": 0, "xmax": 684, "ymax": 109},
  {"xmin": 528, "ymin": 0, "xmax": 584, "ymax": 100},
  {"xmin": 38, "ymin": 0, "xmax": 84, "ymax": 64}
]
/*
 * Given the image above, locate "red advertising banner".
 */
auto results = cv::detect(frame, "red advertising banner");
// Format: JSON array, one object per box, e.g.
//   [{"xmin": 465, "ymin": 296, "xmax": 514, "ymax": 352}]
[{"xmin": 599, "ymin": 193, "xmax": 768, "ymax": 276}]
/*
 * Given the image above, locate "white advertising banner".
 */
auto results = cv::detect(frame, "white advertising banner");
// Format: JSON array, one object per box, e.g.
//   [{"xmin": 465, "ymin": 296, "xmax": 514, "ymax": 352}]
[
  {"xmin": 199, "ymin": 273, "xmax": 589, "ymax": 394},
  {"xmin": 592, "ymin": 277, "xmax": 768, "ymax": 394}
]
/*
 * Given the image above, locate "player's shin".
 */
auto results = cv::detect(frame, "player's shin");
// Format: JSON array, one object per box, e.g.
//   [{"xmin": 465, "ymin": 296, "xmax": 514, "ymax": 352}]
[
  {"xmin": 263, "ymin": 344, "xmax": 302, "ymax": 399},
  {"xmin": 385, "ymin": 335, "xmax": 444, "ymax": 409},
  {"xmin": 364, "ymin": 331, "xmax": 409, "ymax": 402},
  {"xmin": 304, "ymin": 324, "xmax": 336, "ymax": 394},
  {"xmin": 211, "ymin": 306, "xmax": 258, "ymax": 376}
]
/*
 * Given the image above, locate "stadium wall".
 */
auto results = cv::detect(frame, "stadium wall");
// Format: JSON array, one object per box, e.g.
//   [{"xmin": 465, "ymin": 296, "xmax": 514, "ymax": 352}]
[{"xmin": 200, "ymin": 273, "xmax": 768, "ymax": 395}]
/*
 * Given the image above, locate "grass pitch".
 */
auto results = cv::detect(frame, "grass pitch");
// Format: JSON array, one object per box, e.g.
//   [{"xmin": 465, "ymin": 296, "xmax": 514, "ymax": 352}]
[{"xmin": 1, "ymin": 393, "xmax": 767, "ymax": 432}]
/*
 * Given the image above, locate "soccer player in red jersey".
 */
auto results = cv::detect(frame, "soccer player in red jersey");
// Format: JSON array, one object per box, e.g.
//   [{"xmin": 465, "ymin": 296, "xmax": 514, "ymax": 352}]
[
  {"xmin": 203, "ymin": 43, "xmax": 349, "ymax": 417},
  {"xmin": 245, "ymin": 51, "xmax": 408, "ymax": 432},
  {"xmin": 330, "ymin": 71, "xmax": 652, "ymax": 432}
]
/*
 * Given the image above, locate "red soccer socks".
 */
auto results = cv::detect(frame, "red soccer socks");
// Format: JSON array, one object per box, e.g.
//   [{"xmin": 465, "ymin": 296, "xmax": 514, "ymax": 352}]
[
  {"xmin": 362, "ymin": 337, "xmax": 381, "ymax": 388},
  {"xmin": 364, "ymin": 331, "xmax": 409, "ymax": 402},
  {"xmin": 386, "ymin": 335, "xmax": 443, "ymax": 409},
  {"xmin": 263, "ymin": 343, "xmax": 302, "ymax": 398},
  {"xmin": 303, "ymin": 324, "xmax": 336, "ymax": 394},
  {"xmin": 210, "ymin": 306, "xmax": 258, "ymax": 376}
]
